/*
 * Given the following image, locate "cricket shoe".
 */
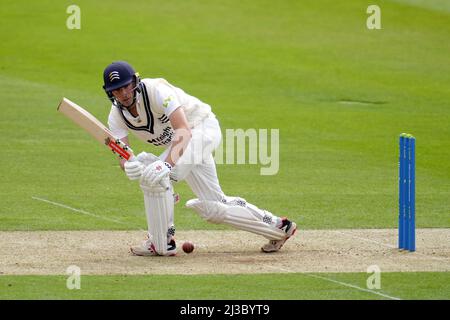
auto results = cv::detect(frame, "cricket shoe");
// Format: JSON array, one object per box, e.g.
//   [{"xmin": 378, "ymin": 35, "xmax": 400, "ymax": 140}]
[
  {"xmin": 261, "ymin": 218, "xmax": 297, "ymax": 253},
  {"xmin": 130, "ymin": 238, "xmax": 177, "ymax": 256}
]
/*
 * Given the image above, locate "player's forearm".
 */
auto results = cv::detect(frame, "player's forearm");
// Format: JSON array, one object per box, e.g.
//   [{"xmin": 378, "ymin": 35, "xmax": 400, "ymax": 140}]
[
  {"xmin": 165, "ymin": 128, "xmax": 192, "ymax": 166},
  {"xmin": 166, "ymin": 107, "xmax": 192, "ymax": 167}
]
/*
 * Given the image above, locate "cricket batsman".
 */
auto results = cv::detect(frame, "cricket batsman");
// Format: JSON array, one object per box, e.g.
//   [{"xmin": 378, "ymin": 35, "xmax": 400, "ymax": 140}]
[{"xmin": 103, "ymin": 61, "xmax": 297, "ymax": 256}]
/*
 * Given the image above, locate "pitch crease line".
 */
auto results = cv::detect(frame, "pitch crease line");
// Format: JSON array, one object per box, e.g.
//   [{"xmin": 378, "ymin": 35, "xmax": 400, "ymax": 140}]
[
  {"xmin": 265, "ymin": 265, "xmax": 401, "ymax": 300},
  {"xmin": 32, "ymin": 196, "xmax": 143, "ymax": 230},
  {"xmin": 334, "ymin": 231, "xmax": 396, "ymax": 248},
  {"xmin": 334, "ymin": 230, "xmax": 448, "ymax": 262}
]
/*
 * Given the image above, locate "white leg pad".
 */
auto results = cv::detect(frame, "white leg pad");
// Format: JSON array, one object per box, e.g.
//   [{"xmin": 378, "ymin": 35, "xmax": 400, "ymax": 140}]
[
  {"xmin": 186, "ymin": 197, "xmax": 285, "ymax": 240},
  {"xmin": 140, "ymin": 177, "xmax": 174, "ymax": 255}
]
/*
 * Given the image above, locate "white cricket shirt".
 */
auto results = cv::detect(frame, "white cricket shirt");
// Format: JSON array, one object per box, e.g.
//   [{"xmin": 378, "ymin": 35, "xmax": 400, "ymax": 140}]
[{"xmin": 108, "ymin": 78, "xmax": 213, "ymax": 147}]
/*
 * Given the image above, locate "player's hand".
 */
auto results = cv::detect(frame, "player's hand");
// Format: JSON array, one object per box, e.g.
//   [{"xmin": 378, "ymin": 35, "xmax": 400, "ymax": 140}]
[
  {"xmin": 141, "ymin": 160, "xmax": 172, "ymax": 186},
  {"xmin": 124, "ymin": 160, "xmax": 144, "ymax": 180},
  {"xmin": 136, "ymin": 152, "xmax": 159, "ymax": 166}
]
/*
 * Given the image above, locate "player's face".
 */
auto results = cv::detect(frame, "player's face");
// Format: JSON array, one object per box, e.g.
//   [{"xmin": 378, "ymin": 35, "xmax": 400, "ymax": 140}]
[{"xmin": 112, "ymin": 82, "xmax": 135, "ymax": 106}]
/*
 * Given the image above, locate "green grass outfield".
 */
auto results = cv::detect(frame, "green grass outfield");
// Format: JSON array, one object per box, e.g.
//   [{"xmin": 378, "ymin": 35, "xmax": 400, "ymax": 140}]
[
  {"xmin": 0, "ymin": 0, "xmax": 449, "ymax": 300},
  {"xmin": 1, "ymin": 273, "xmax": 449, "ymax": 300}
]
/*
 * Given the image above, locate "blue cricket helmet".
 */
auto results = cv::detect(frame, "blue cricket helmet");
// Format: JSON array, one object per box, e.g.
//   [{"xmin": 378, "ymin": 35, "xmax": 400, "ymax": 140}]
[
  {"xmin": 102, "ymin": 61, "xmax": 141, "ymax": 108},
  {"xmin": 103, "ymin": 61, "xmax": 136, "ymax": 92}
]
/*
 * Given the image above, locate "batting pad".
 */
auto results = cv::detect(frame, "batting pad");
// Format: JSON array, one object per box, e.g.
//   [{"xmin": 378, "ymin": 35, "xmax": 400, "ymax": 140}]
[
  {"xmin": 140, "ymin": 178, "xmax": 174, "ymax": 255},
  {"xmin": 186, "ymin": 198, "xmax": 285, "ymax": 240}
]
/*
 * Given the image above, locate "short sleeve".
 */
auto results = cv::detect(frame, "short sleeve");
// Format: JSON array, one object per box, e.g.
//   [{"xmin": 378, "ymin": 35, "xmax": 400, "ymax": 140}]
[
  {"xmin": 153, "ymin": 82, "xmax": 182, "ymax": 117},
  {"xmin": 107, "ymin": 106, "xmax": 128, "ymax": 139}
]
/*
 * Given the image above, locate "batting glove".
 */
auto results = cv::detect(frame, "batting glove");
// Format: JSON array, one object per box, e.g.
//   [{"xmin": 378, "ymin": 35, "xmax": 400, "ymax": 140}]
[
  {"xmin": 136, "ymin": 151, "xmax": 160, "ymax": 166},
  {"xmin": 124, "ymin": 160, "xmax": 144, "ymax": 180},
  {"xmin": 141, "ymin": 160, "xmax": 172, "ymax": 186}
]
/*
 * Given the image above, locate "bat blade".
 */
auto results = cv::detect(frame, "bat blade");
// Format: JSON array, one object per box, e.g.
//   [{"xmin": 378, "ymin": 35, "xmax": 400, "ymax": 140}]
[{"xmin": 57, "ymin": 97, "xmax": 133, "ymax": 160}]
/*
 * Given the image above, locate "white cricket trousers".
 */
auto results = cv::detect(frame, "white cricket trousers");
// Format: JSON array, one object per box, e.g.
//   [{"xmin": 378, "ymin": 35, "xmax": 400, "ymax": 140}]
[
  {"xmin": 160, "ymin": 115, "xmax": 225, "ymax": 201},
  {"xmin": 160, "ymin": 115, "xmax": 285, "ymax": 240}
]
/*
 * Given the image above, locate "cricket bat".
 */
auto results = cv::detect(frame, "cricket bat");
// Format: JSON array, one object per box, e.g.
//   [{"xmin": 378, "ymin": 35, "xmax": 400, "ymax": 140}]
[
  {"xmin": 57, "ymin": 97, "xmax": 170, "ymax": 190},
  {"xmin": 57, "ymin": 97, "xmax": 133, "ymax": 160}
]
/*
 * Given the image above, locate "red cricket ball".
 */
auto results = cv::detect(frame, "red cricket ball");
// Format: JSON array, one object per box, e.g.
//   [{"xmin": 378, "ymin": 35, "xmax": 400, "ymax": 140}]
[{"xmin": 182, "ymin": 241, "xmax": 194, "ymax": 254}]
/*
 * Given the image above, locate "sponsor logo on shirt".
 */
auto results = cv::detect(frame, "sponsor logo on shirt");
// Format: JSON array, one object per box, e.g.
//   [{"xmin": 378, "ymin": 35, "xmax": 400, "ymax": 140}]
[
  {"xmin": 147, "ymin": 126, "xmax": 174, "ymax": 146},
  {"xmin": 163, "ymin": 96, "xmax": 172, "ymax": 108}
]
